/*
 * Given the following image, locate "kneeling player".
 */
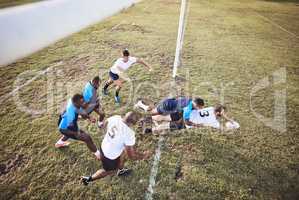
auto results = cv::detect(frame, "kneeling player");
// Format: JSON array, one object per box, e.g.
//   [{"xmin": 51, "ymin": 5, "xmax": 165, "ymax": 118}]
[
  {"xmin": 81, "ymin": 111, "xmax": 151, "ymax": 185},
  {"xmin": 82, "ymin": 76, "xmax": 105, "ymax": 127},
  {"xmin": 55, "ymin": 94, "xmax": 101, "ymax": 160}
]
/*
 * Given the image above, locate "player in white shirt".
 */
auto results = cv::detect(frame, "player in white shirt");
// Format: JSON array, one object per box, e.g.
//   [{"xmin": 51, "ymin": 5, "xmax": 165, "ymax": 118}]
[
  {"xmin": 81, "ymin": 111, "xmax": 151, "ymax": 185},
  {"xmin": 186, "ymin": 104, "xmax": 239, "ymax": 130},
  {"xmin": 102, "ymin": 49, "xmax": 152, "ymax": 104}
]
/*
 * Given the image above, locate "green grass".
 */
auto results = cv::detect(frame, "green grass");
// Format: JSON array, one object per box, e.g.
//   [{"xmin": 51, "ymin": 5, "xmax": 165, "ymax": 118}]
[
  {"xmin": 0, "ymin": 0, "xmax": 299, "ymax": 199},
  {"xmin": 0, "ymin": 0, "xmax": 43, "ymax": 8}
]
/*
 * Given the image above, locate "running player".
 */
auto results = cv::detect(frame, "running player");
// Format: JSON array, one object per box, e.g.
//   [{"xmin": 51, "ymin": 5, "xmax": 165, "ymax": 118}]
[
  {"xmin": 55, "ymin": 94, "xmax": 101, "ymax": 160},
  {"xmin": 82, "ymin": 76, "xmax": 105, "ymax": 127},
  {"xmin": 81, "ymin": 111, "xmax": 151, "ymax": 185},
  {"xmin": 102, "ymin": 49, "xmax": 152, "ymax": 104}
]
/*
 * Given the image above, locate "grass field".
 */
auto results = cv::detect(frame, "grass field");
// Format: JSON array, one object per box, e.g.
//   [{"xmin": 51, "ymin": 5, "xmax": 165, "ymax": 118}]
[{"xmin": 0, "ymin": 0, "xmax": 299, "ymax": 199}]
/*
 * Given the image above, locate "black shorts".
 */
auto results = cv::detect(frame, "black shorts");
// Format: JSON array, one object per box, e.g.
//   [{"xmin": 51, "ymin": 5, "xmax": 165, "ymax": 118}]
[
  {"xmin": 157, "ymin": 98, "xmax": 177, "ymax": 114},
  {"xmin": 109, "ymin": 71, "xmax": 119, "ymax": 81},
  {"xmin": 58, "ymin": 114, "xmax": 79, "ymax": 140},
  {"xmin": 59, "ymin": 128, "xmax": 79, "ymax": 140},
  {"xmin": 100, "ymin": 148, "xmax": 120, "ymax": 171},
  {"xmin": 170, "ymin": 112, "xmax": 183, "ymax": 121},
  {"xmin": 169, "ymin": 120, "xmax": 185, "ymax": 130}
]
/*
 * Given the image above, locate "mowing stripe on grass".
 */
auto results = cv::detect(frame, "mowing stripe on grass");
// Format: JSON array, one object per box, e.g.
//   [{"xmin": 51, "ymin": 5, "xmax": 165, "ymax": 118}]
[{"xmin": 145, "ymin": 0, "xmax": 189, "ymax": 199}]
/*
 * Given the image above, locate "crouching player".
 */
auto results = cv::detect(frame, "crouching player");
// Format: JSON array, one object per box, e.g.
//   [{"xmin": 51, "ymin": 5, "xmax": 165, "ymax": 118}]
[
  {"xmin": 55, "ymin": 94, "xmax": 101, "ymax": 160},
  {"xmin": 81, "ymin": 111, "xmax": 151, "ymax": 185},
  {"xmin": 82, "ymin": 76, "xmax": 105, "ymax": 127}
]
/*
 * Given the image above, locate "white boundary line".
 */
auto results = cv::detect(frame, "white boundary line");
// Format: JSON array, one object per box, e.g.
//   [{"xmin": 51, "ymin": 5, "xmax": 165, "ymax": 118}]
[
  {"xmin": 145, "ymin": 0, "xmax": 188, "ymax": 199},
  {"xmin": 145, "ymin": 136, "xmax": 164, "ymax": 200},
  {"xmin": 254, "ymin": 11, "xmax": 298, "ymax": 39}
]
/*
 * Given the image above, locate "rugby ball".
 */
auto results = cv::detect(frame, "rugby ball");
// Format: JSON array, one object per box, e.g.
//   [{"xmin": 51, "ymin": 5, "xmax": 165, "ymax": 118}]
[{"xmin": 225, "ymin": 121, "xmax": 240, "ymax": 130}]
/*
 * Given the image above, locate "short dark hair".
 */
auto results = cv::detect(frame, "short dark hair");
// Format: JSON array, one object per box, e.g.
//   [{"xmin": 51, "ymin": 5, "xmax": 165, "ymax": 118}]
[
  {"xmin": 125, "ymin": 111, "xmax": 141, "ymax": 125},
  {"xmin": 193, "ymin": 97, "xmax": 205, "ymax": 107},
  {"xmin": 92, "ymin": 76, "xmax": 100, "ymax": 83},
  {"xmin": 72, "ymin": 94, "xmax": 83, "ymax": 104},
  {"xmin": 123, "ymin": 49, "xmax": 130, "ymax": 57},
  {"xmin": 214, "ymin": 104, "xmax": 226, "ymax": 113}
]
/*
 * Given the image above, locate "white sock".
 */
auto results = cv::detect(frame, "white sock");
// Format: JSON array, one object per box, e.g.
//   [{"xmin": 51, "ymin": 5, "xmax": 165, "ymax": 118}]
[
  {"xmin": 137, "ymin": 101, "xmax": 149, "ymax": 111},
  {"xmin": 56, "ymin": 138, "xmax": 67, "ymax": 145}
]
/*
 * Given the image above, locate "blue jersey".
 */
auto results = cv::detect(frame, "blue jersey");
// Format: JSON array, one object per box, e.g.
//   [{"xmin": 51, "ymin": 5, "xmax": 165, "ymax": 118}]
[
  {"xmin": 83, "ymin": 81, "xmax": 95, "ymax": 103},
  {"xmin": 59, "ymin": 99, "xmax": 78, "ymax": 130},
  {"xmin": 183, "ymin": 101, "xmax": 193, "ymax": 120}
]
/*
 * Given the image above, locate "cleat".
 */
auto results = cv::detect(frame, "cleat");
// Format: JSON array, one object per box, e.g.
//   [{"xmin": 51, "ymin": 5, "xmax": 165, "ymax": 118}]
[
  {"xmin": 117, "ymin": 168, "xmax": 132, "ymax": 177},
  {"xmin": 102, "ymin": 89, "xmax": 108, "ymax": 96},
  {"xmin": 81, "ymin": 176, "xmax": 92, "ymax": 186},
  {"xmin": 55, "ymin": 141, "xmax": 70, "ymax": 148},
  {"xmin": 134, "ymin": 100, "xmax": 143, "ymax": 109},
  {"xmin": 114, "ymin": 96, "xmax": 121, "ymax": 104}
]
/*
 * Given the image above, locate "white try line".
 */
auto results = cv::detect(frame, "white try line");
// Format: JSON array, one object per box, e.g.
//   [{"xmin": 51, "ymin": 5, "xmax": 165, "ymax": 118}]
[
  {"xmin": 145, "ymin": 0, "xmax": 189, "ymax": 199},
  {"xmin": 254, "ymin": 11, "xmax": 298, "ymax": 39}
]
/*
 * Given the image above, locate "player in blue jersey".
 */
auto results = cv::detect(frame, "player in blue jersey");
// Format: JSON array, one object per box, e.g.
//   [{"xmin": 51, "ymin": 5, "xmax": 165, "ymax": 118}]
[
  {"xmin": 82, "ymin": 76, "xmax": 105, "ymax": 127},
  {"xmin": 55, "ymin": 94, "xmax": 101, "ymax": 160}
]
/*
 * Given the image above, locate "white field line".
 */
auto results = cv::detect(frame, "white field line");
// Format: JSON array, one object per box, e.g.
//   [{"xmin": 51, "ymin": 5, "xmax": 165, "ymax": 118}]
[
  {"xmin": 145, "ymin": 0, "xmax": 188, "ymax": 199},
  {"xmin": 144, "ymin": 136, "xmax": 164, "ymax": 200},
  {"xmin": 254, "ymin": 11, "xmax": 298, "ymax": 39},
  {"xmin": 0, "ymin": 22, "xmax": 122, "ymax": 106}
]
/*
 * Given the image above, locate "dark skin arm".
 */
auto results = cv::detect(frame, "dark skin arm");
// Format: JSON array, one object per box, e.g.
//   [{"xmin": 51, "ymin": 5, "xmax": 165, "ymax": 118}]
[
  {"xmin": 184, "ymin": 119, "xmax": 203, "ymax": 128},
  {"xmin": 125, "ymin": 146, "xmax": 151, "ymax": 161}
]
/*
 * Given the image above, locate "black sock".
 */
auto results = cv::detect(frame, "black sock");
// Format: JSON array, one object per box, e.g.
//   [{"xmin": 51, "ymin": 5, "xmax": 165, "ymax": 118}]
[
  {"xmin": 115, "ymin": 89, "xmax": 120, "ymax": 97},
  {"xmin": 88, "ymin": 176, "xmax": 93, "ymax": 182},
  {"xmin": 103, "ymin": 81, "xmax": 112, "ymax": 91}
]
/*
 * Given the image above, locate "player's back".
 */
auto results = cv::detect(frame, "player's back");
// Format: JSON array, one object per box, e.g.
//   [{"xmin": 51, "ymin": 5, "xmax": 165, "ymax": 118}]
[{"xmin": 189, "ymin": 107, "xmax": 220, "ymax": 129}]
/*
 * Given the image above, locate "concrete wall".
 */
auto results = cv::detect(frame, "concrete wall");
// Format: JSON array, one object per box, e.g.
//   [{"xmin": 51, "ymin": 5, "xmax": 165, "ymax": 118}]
[{"xmin": 0, "ymin": 0, "xmax": 136, "ymax": 66}]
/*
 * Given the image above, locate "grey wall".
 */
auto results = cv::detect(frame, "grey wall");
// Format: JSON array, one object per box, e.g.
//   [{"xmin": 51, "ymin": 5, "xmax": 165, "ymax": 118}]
[{"xmin": 0, "ymin": 0, "xmax": 136, "ymax": 66}]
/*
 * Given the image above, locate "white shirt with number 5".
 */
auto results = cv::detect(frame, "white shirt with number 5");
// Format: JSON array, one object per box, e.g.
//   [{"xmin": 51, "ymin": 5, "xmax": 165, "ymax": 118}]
[{"xmin": 101, "ymin": 115, "xmax": 136, "ymax": 160}]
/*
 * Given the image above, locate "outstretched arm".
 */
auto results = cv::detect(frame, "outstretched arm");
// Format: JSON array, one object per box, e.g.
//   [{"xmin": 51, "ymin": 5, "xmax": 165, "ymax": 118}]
[
  {"xmin": 136, "ymin": 58, "xmax": 152, "ymax": 71},
  {"xmin": 125, "ymin": 146, "xmax": 151, "ymax": 161}
]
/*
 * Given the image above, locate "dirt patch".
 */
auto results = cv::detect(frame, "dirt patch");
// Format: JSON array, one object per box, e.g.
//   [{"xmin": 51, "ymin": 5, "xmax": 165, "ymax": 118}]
[
  {"xmin": 0, "ymin": 154, "xmax": 27, "ymax": 176},
  {"xmin": 110, "ymin": 23, "xmax": 151, "ymax": 34}
]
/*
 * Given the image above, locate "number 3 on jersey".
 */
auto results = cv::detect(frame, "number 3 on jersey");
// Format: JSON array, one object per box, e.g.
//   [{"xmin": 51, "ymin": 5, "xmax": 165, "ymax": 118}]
[{"xmin": 199, "ymin": 111, "xmax": 209, "ymax": 117}]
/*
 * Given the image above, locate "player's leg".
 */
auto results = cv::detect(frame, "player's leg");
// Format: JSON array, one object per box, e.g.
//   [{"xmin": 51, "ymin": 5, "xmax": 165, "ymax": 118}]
[
  {"xmin": 152, "ymin": 114, "xmax": 172, "ymax": 122},
  {"xmin": 116, "ymin": 151, "xmax": 132, "ymax": 176},
  {"xmin": 102, "ymin": 77, "xmax": 113, "ymax": 95},
  {"xmin": 92, "ymin": 103, "xmax": 105, "ymax": 127},
  {"xmin": 81, "ymin": 169, "xmax": 115, "ymax": 185},
  {"xmin": 76, "ymin": 130, "xmax": 98, "ymax": 152},
  {"xmin": 114, "ymin": 79, "xmax": 123, "ymax": 103},
  {"xmin": 134, "ymin": 100, "xmax": 154, "ymax": 112}
]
